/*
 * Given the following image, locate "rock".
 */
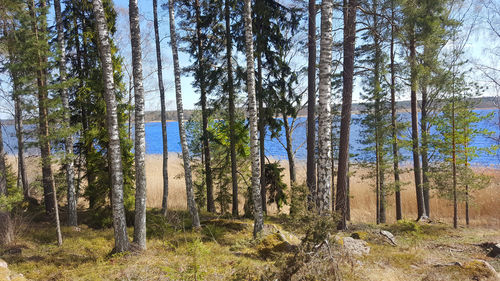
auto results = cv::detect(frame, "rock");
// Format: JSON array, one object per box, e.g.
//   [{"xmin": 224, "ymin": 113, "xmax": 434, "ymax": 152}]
[
  {"xmin": 487, "ymin": 243, "xmax": 500, "ymax": 258},
  {"xmin": 342, "ymin": 237, "xmax": 370, "ymax": 256},
  {"xmin": 256, "ymin": 224, "xmax": 300, "ymax": 259},
  {"xmin": 0, "ymin": 259, "xmax": 7, "ymax": 269},
  {"xmin": 379, "ymin": 230, "xmax": 397, "ymax": 246}
]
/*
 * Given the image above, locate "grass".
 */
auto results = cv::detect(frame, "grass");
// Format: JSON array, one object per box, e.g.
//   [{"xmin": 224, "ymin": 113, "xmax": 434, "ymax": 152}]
[{"xmin": 1, "ymin": 211, "xmax": 499, "ymax": 280}]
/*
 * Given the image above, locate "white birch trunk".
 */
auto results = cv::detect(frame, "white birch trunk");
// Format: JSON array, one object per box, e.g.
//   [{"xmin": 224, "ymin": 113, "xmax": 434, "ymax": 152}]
[
  {"xmin": 168, "ymin": 0, "xmax": 200, "ymax": 228},
  {"xmin": 317, "ymin": 0, "xmax": 334, "ymax": 214},
  {"xmin": 129, "ymin": 0, "xmax": 147, "ymax": 250},
  {"xmin": 244, "ymin": 0, "xmax": 264, "ymax": 237},
  {"xmin": 92, "ymin": 0, "xmax": 130, "ymax": 252}
]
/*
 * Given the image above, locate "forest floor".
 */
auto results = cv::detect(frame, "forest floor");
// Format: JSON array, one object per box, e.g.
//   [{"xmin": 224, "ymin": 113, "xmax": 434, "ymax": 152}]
[{"xmin": 0, "ymin": 209, "xmax": 499, "ymax": 281}]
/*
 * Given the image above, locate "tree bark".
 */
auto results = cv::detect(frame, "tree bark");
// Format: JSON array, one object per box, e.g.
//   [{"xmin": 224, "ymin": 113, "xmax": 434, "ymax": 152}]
[
  {"xmin": 317, "ymin": 0, "xmax": 334, "ymax": 215},
  {"xmin": 244, "ymin": 0, "xmax": 264, "ymax": 237},
  {"xmin": 283, "ymin": 114, "xmax": 296, "ymax": 184},
  {"xmin": 390, "ymin": 0, "xmax": 402, "ymax": 221},
  {"xmin": 0, "ymin": 119, "xmax": 7, "ymax": 196},
  {"xmin": 225, "ymin": 0, "xmax": 239, "ymax": 217},
  {"xmin": 54, "ymin": 0, "xmax": 77, "ymax": 227},
  {"xmin": 336, "ymin": 0, "xmax": 357, "ymax": 229},
  {"xmin": 30, "ymin": 0, "xmax": 55, "ymax": 215},
  {"xmin": 153, "ymin": 0, "xmax": 169, "ymax": 217},
  {"xmin": 421, "ymin": 86, "xmax": 430, "ymax": 217},
  {"xmin": 129, "ymin": 0, "xmax": 147, "ymax": 250},
  {"xmin": 257, "ymin": 56, "xmax": 267, "ymax": 215},
  {"xmin": 307, "ymin": 0, "xmax": 317, "ymax": 210},
  {"xmin": 194, "ymin": 0, "xmax": 215, "ymax": 213},
  {"xmin": 92, "ymin": 0, "xmax": 130, "ymax": 252},
  {"xmin": 410, "ymin": 35, "xmax": 426, "ymax": 220},
  {"xmin": 168, "ymin": 0, "xmax": 201, "ymax": 228}
]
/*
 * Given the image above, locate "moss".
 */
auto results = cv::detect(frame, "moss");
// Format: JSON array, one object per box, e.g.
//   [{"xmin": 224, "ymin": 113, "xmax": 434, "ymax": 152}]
[
  {"xmin": 351, "ymin": 231, "xmax": 369, "ymax": 240},
  {"xmin": 463, "ymin": 260, "xmax": 496, "ymax": 279},
  {"xmin": 385, "ymin": 219, "xmax": 421, "ymax": 234},
  {"xmin": 256, "ymin": 233, "xmax": 292, "ymax": 260}
]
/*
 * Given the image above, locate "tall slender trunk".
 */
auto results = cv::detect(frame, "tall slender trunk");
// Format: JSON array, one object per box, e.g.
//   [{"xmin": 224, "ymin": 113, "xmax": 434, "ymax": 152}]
[
  {"xmin": 390, "ymin": 0, "xmax": 402, "ymax": 221},
  {"xmin": 93, "ymin": 0, "xmax": 130, "ymax": 252},
  {"xmin": 452, "ymin": 92, "xmax": 457, "ymax": 229},
  {"xmin": 283, "ymin": 114, "xmax": 296, "ymax": 184},
  {"xmin": 0, "ymin": 120, "xmax": 7, "ymax": 196},
  {"xmin": 307, "ymin": 0, "xmax": 317, "ymax": 210},
  {"xmin": 465, "ymin": 129, "xmax": 469, "ymax": 226},
  {"xmin": 317, "ymin": 0, "xmax": 334, "ymax": 215},
  {"xmin": 153, "ymin": 0, "xmax": 169, "ymax": 217},
  {"xmin": 194, "ymin": 0, "xmax": 215, "ymax": 213},
  {"xmin": 410, "ymin": 35, "xmax": 426, "ymax": 220},
  {"xmin": 336, "ymin": 0, "xmax": 357, "ymax": 229},
  {"xmin": 12, "ymin": 73, "xmax": 29, "ymax": 198},
  {"xmin": 331, "ymin": 125, "xmax": 335, "ymax": 208},
  {"xmin": 129, "ymin": 0, "xmax": 147, "ymax": 250},
  {"xmin": 30, "ymin": 0, "xmax": 55, "ymax": 215},
  {"xmin": 244, "ymin": 0, "xmax": 264, "ymax": 237},
  {"xmin": 257, "ymin": 56, "xmax": 267, "ymax": 215},
  {"xmin": 225, "ymin": 0, "xmax": 239, "ymax": 217},
  {"xmin": 421, "ymin": 86, "xmax": 430, "ymax": 217},
  {"xmin": 168, "ymin": 0, "xmax": 200, "ymax": 228},
  {"xmin": 54, "ymin": 0, "xmax": 77, "ymax": 227},
  {"xmin": 29, "ymin": 0, "xmax": 62, "ymax": 246}
]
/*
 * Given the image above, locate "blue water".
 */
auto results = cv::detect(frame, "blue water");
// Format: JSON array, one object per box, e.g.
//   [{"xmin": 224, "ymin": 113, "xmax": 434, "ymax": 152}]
[{"xmin": 2, "ymin": 109, "xmax": 498, "ymax": 167}]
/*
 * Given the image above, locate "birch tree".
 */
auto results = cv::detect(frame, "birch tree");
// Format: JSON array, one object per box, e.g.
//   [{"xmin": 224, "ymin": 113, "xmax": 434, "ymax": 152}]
[
  {"xmin": 129, "ymin": 0, "xmax": 147, "ymax": 250},
  {"xmin": 152, "ymin": 0, "xmax": 169, "ymax": 217},
  {"xmin": 54, "ymin": 0, "xmax": 77, "ymax": 227},
  {"xmin": 244, "ymin": 0, "xmax": 264, "ymax": 237},
  {"xmin": 317, "ymin": 0, "xmax": 334, "ymax": 215},
  {"xmin": 92, "ymin": 0, "xmax": 130, "ymax": 252},
  {"xmin": 168, "ymin": 0, "xmax": 200, "ymax": 228}
]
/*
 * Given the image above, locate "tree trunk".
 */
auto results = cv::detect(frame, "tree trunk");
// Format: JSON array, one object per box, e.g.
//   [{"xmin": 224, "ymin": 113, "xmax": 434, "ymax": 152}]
[
  {"xmin": 54, "ymin": 0, "xmax": 77, "ymax": 227},
  {"xmin": 225, "ymin": 0, "xmax": 239, "ymax": 217},
  {"xmin": 421, "ymin": 86, "xmax": 430, "ymax": 217},
  {"xmin": 409, "ymin": 35, "xmax": 426, "ymax": 220},
  {"xmin": 29, "ymin": 0, "xmax": 62, "ymax": 246},
  {"xmin": 168, "ymin": 0, "xmax": 201, "ymax": 228},
  {"xmin": 153, "ymin": 0, "xmax": 169, "ymax": 217},
  {"xmin": 390, "ymin": 0, "xmax": 402, "ymax": 221},
  {"xmin": 317, "ymin": 0, "xmax": 334, "ymax": 215},
  {"xmin": 92, "ymin": 0, "xmax": 130, "ymax": 252},
  {"xmin": 194, "ymin": 0, "xmax": 215, "ymax": 213},
  {"xmin": 452, "ymin": 95, "xmax": 457, "ymax": 229},
  {"xmin": 244, "ymin": 0, "xmax": 264, "ymax": 238},
  {"xmin": 0, "ymin": 119, "xmax": 7, "ymax": 196},
  {"xmin": 336, "ymin": 0, "xmax": 357, "ymax": 229},
  {"xmin": 306, "ymin": 0, "xmax": 317, "ymax": 210},
  {"xmin": 283, "ymin": 114, "xmax": 296, "ymax": 184},
  {"xmin": 30, "ymin": 0, "xmax": 55, "ymax": 215},
  {"xmin": 129, "ymin": 0, "xmax": 147, "ymax": 250},
  {"xmin": 13, "ymin": 78, "xmax": 29, "ymax": 199},
  {"xmin": 465, "ymin": 136, "xmax": 469, "ymax": 226},
  {"xmin": 257, "ymin": 56, "xmax": 267, "ymax": 215}
]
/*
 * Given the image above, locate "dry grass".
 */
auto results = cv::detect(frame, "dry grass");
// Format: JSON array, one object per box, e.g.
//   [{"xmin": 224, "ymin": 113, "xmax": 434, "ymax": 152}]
[
  {"xmin": 146, "ymin": 155, "xmax": 500, "ymax": 228},
  {"xmin": 7, "ymin": 154, "xmax": 498, "ymax": 227}
]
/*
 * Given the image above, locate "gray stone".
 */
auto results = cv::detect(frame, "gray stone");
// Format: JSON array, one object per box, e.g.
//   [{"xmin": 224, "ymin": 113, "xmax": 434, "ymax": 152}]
[
  {"xmin": 0, "ymin": 258, "xmax": 7, "ymax": 269},
  {"xmin": 342, "ymin": 237, "xmax": 370, "ymax": 256},
  {"xmin": 379, "ymin": 230, "xmax": 397, "ymax": 246}
]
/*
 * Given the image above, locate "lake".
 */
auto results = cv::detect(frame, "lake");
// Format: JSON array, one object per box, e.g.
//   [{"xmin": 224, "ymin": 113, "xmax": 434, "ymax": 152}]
[{"xmin": 2, "ymin": 109, "xmax": 499, "ymax": 167}]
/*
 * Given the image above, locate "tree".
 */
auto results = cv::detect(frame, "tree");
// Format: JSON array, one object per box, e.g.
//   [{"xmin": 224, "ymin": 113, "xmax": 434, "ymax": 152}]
[
  {"xmin": 243, "ymin": 0, "xmax": 264, "ymax": 237},
  {"xmin": 129, "ymin": 0, "xmax": 147, "ymax": 250},
  {"xmin": 225, "ymin": 0, "xmax": 239, "ymax": 217},
  {"xmin": 28, "ymin": 0, "xmax": 62, "ymax": 245},
  {"xmin": 152, "ymin": 0, "xmax": 169, "ymax": 217},
  {"xmin": 306, "ymin": 0, "xmax": 317, "ymax": 211},
  {"xmin": 317, "ymin": 0, "xmax": 334, "ymax": 215},
  {"xmin": 54, "ymin": 0, "xmax": 77, "ymax": 227},
  {"xmin": 167, "ymin": 0, "xmax": 201, "ymax": 228},
  {"xmin": 336, "ymin": 0, "xmax": 357, "ymax": 229},
  {"xmin": 92, "ymin": 0, "xmax": 130, "ymax": 252}
]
